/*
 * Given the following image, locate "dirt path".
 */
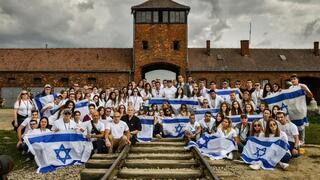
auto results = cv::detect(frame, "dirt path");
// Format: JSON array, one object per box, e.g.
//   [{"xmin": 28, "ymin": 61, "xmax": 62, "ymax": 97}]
[{"xmin": 0, "ymin": 109, "xmax": 13, "ymax": 130}]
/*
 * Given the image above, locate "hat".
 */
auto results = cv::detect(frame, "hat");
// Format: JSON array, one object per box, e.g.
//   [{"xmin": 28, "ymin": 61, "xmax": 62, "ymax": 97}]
[
  {"xmin": 44, "ymin": 84, "xmax": 52, "ymax": 88},
  {"xmin": 240, "ymin": 114, "xmax": 247, "ymax": 119},
  {"xmin": 209, "ymin": 89, "xmax": 216, "ymax": 94},
  {"xmin": 63, "ymin": 109, "xmax": 72, "ymax": 115}
]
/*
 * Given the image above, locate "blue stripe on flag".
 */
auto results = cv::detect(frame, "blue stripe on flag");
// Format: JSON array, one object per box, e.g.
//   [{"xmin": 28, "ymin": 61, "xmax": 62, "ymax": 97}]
[
  {"xmin": 291, "ymin": 117, "xmax": 308, "ymax": 127},
  {"xmin": 28, "ymin": 133, "xmax": 88, "ymax": 144},
  {"xmin": 138, "ymin": 138, "xmax": 153, "ymax": 141},
  {"xmin": 149, "ymin": 99, "xmax": 167, "ymax": 104},
  {"xmin": 240, "ymin": 154, "xmax": 274, "ymax": 169},
  {"xmin": 162, "ymin": 118, "xmax": 189, "ymax": 124},
  {"xmin": 34, "ymin": 95, "xmax": 43, "ymax": 116},
  {"xmin": 75, "ymin": 101, "xmax": 89, "ymax": 109},
  {"xmin": 262, "ymin": 89, "xmax": 305, "ymax": 105},
  {"xmin": 168, "ymin": 99, "xmax": 199, "ymax": 105},
  {"xmin": 248, "ymin": 137, "xmax": 290, "ymax": 151},
  {"xmin": 140, "ymin": 118, "xmax": 154, "ymax": 125},
  {"xmin": 39, "ymin": 160, "xmax": 83, "ymax": 173},
  {"xmin": 194, "ymin": 109, "xmax": 219, "ymax": 114}
]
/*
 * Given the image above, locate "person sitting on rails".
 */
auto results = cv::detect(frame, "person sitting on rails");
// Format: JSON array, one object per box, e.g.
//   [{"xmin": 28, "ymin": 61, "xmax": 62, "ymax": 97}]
[
  {"xmin": 121, "ymin": 106, "xmax": 142, "ymax": 145},
  {"xmin": 184, "ymin": 113, "xmax": 201, "ymax": 144},
  {"xmin": 82, "ymin": 111, "xmax": 106, "ymax": 154},
  {"xmin": 105, "ymin": 112, "xmax": 131, "ymax": 153}
]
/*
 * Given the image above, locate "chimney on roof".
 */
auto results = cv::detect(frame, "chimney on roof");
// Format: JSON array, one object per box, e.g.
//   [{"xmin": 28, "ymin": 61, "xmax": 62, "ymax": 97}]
[
  {"xmin": 314, "ymin": 41, "xmax": 319, "ymax": 56},
  {"xmin": 206, "ymin": 40, "xmax": 211, "ymax": 56},
  {"xmin": 240, "ymin": 40, "xmax": 250, "ymax": 56}
]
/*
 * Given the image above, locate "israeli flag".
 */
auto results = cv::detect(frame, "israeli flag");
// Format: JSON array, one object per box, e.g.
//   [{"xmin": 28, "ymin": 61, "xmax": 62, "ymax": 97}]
[
  {"xmin": 24, "ymin": 131, "xmax": 93, "ymax": 173},
  {"xmin": 148, "ymin": 98, "xmax": 168, "ymax": 105},
  {"xmin": 162, "ymin": 117, "xmax": 189, "ymax": 138},
  {"xmin": 241, "ymin": 137, "xmax": 290, "ymax": 170},
  {"xmin": 261, "ymin": 87, "xmax": 307, "ymax": 127},
  {"xmin": 34, "ymin": 94, "xmax": 57, "ymax": 117},
  {"xmin": 185, "ymin": 134, "xmax": 237, "ymax": 160},
  {"xmin": 148, "ymin": 98, "xmax": 199, "ymax": 113},
  {"xmin": 228, "ymin": 115, "xmax": 263, "ymax": 126},
  {"xmin": 194, "ymin": 108, "xmax": 219, "ymax": 122},
  {"xmin": 74, "ymin": 100, "xmax": 90, "ymax": 122},
  {"xmin": 137, "ymin": 116, "xmax": 154, "ymax": 142},
  {"xmin": 215, "ymin": 88, "xmax": 240, "ymax": 101}
]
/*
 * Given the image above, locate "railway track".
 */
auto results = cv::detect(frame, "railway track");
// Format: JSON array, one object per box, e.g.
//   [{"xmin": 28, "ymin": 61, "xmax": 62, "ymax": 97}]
[{"xmin": 81, "ymin": 138, "xmax": 236, "ymax": 180}]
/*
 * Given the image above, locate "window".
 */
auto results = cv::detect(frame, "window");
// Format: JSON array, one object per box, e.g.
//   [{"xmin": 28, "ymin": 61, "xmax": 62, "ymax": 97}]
[
  {"xmin": 173, "ymin": 41, "xmax": 180, "ymax": 50},
  {"xmin": 136, "ymin": 11, "xmax": 142, "ymax": 23},
  {"xmin": 88, "ymin": 77, "xmax": 96, "ymax": 84},
  {"xmin": 33, "ymin": 78, "xmax": 41, "ymax": 84},
  {"xmin": 8, "ymin": 77, "xmax": 16, "ymax": 84},
  {"xmin": 179, "ymin": 11, "xmax": 185, "ymax": 23},
  {"xmin": 136, "ymin": 11, "xmax": 152, "ymax": 23},
  {"xmin": 170, "ymin": 11, "xmax": 175, "ymax": 23},
  {"xmin": 60, "ymin": 78, "xmax": 69, "ymax": 86},
  {"xmin": 169, "ymin": 11, "xmax": 185, "ymax": 23},
  {"xmin": 153, "ymin": 11, "xmax": 159, "ymax": 23},
  {"xmin": 142, "ymin": 41, "xmax": 149, "ymax": 50},
  {"xmin": 145, "ymin": 11, "xmax": 152, "ymax": 23},
  {"xmin": 162, "ymin": 11, "xmax": 168, "ymax": 23}
]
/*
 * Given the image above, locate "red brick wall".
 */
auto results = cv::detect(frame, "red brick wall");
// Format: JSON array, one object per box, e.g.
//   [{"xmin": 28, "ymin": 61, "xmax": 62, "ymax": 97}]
[
  {"xmin": 133, "ymin": 24, "xmax": 188, "ymax": 81},
  {"xmin": 0, "ymin": 72, "xmax": 130, "ymax": 89}
]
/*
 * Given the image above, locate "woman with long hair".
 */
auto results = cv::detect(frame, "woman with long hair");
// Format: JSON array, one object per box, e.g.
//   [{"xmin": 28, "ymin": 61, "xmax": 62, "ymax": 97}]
[
  {"xmin": 219, "ymin": 102, "xmax": 230, "ymax": 117},
  {"xmin": 179, "ymin": 104, "xmax": 190, "ymax": 116},
  {"xmin": 262, "ymin": 83, "xmax": 273, "ymax": 98},
  {"xmin": 106, "ymin": 91, "xmax": 118, "ymax": 110},
  {"xmin": 230, "ymin": 101, "xmax": 242, "ymax": 115},
  {"xmin": 75, "ymin": 90, "xmax": 83, "ymax": 102},
  {"xmin": 13, "ymin": 90, "xmax": 34, "ymax": 131},
  {"xmin": 212, "ymin": 112, "xmax": 224, "ymax": 133},
  {"xmin": 128, "ymin": 88, "xmax": 143, "ymax": 113},
  {"xmin": 249, "ymin": 120, "xmax": 264, "ymax": 137},
  {"xmin": 140, "ymin": 83, "xmax": 153, "ymax": 103},
  {"xmin": 243, "ymin": 103, "xmax": 255, "ymax": 115},
  {"xmin": 118, "ymin": 89, "xmax": 128, "ymax": 107},
  {"xmin": 175, "ymin": 87, "xmax": 187, "ymax": 99},
  {"xmin": 98, "ymin": 90, "xmax": 107, "ymax": 108}
]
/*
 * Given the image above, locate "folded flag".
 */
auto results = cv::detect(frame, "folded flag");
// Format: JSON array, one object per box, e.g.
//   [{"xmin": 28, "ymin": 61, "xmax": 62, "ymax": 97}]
[
  {"xmin": 137, "ymin": 116, "xmax": 154, "ymax": 142},
  {"xmin": 162, "ymin": 117, "xmax": 189, "ymax": 138},
  {"xmin": 24, "ymin": 131, "xmax": 93, "ymax": 173},
  {"xmin": 185, "ymin": 133, "xmax": 237, "ymax": 160},
  {"xmin": 241, "ymin": 136, "xmax": 290, "ymax": 170},
  {"xmin": 261, "ymin": 87, "xmax": 307, "ymax": 127}
]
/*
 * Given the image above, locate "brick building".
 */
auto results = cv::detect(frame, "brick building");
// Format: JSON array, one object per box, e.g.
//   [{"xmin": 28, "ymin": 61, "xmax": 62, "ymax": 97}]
[{"xmin": 0, "ymin": 0, "xmax": 319, "ymax": 106}]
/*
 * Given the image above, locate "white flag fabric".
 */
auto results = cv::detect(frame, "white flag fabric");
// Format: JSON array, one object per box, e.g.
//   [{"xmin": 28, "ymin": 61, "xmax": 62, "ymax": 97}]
[
  {"xmin": 74, "ymin": 100, "xmax": 89, "ymax": 121},
  {"xmin": 228, "ymin": 115, "xmax": 263, "ymax": 126},
  {"xmin": 148, "ymin": 98, "xmax": 199, "ymax": 113},
  {"xmin": 24, "ymin": 131, "xmax": 93, "ymax": 173},
  {"xmin": 33, "ymin": 94, "xmax": 57, "ymax": 117},
  {"xmin": 185, "ymin": 133, "xmax": 237, "ymax": 160},
  {"xmin": 194, "ymin": 108, "xmax": 219, "ymax": 122},
  {"xmin": 137, "ymin": 116, "xmax": 154, "ymax": 142},
  {"xmin": 241, "ymin": 136, "xmax": 290, "ymax": 170},
  {"xmin": 162, "ymin": 117, "xmax": 189, "ymax": 138},
  {"xmin": 261, "ymin": 87, "xmax": 307, "ymax": 127}
]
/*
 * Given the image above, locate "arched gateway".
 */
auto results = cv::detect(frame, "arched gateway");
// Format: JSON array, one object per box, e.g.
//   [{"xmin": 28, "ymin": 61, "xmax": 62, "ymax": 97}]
[{"xmin": 141, "ymin": 63, "xmax": 180, "ymax": 82}]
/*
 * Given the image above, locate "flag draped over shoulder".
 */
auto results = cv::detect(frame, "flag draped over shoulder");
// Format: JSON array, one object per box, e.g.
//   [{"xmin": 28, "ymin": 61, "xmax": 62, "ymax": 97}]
[
  {"xmin": 185, "ymin": 134, "xmax": 237, "ymax": 160},
  {"xmin": 162, "ymin": 117, "xmax": 189, "ymax": 138},
  {"xmin": 214, "ymin": 88, "xmax": 240, "ymax": 101},
  {"xmin": 137, "ymin": 116, "xmax": 154, "ymax": 142},
  {"xmin": 194, "ymin": 108, "xmax": 219, "ymax": 122},
  {"xmin": 24, "ymin": 131, "xmax": 93, "ymax": 173},
  {"xmin": 241, "ymin": 136, "xmax": 290, "ymax": 170},
  {"xmin": 33, "ymin": 93, "xmax": 57, "ymax": 117},
  {"xmin": 261, "ymin": 87, "xmax": 307, "ymax": 127}
]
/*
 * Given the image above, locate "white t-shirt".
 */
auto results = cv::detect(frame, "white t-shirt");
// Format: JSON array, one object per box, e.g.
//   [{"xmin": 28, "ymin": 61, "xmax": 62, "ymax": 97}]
[
  {"xmin": 21, "ymin": 118, "xmax": 40, "ymax": 136},
  {"xmin": 207, "ymin": 95, "xmax": 224, "ymax": 109},
  {"xmin": 152, "ymin": 88, "xmax": 164, "ymax": 98},
  {"xmin": 184, "ymin": 121, "xmax": 200, "ymax": 134},
  {"xmin": 100, "ymin": 118, "xmax": 112, "ymax": 130},
  {"xmin": 128, "ymin": 96, "xmax": 143, "ymax": 112},
  {"xmin": 216, "ymin": 128, "xmax": 237, "ymax": 139},
  {"xmin": 82, "ymin": 120, "xmax": 105, "ymax": 140},
  {"xmin": 14, "ymin": 100, "xmax": 33, "ymax": 117},
  {"xmin": 198, "ymin": 118, "xmax": 215, "ymax": 134},
  {"xmin": 52, "ymin": 118, "xmax": 77, "ymax": 131},
  {"xmin": 267, "ymin": 131, "xmax": 289, "ymax": 144},
  {"xmin": 32, "ymin": 128, "xmax": 51, "ymax": 134},
  {"xmin": 106, "ymin": 120, "xmax": 129, "ymax": 139},
  {"xmin": 278, "ymin": 121, "xmax": 299, "ymax": 143},
  {"xmin": 163, "ymin": 86, "xmax": 177, "ymax": 99}
]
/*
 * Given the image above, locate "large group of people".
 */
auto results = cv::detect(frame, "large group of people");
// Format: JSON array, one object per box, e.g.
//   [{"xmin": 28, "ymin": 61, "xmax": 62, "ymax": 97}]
[{"xmin": 12, "ymin": 74, "xmax": 314, "ymax": 170}]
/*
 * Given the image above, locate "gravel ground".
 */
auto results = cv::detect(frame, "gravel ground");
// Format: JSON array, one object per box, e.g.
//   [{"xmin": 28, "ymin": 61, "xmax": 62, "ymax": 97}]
[{"xmin": 8, "ymin": 165, "xmax": 84, "ymax": 180}]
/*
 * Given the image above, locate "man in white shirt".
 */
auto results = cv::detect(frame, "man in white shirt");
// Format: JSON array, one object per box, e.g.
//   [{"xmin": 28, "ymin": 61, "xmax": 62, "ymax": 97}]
[
  {"xmin": 184, "ymin": 113, "xmax": 201, "ymax": 143},
  {"xmin": 163, "ymin": 80, "xmax": 177, "ymax": 99},
  {"xmin": 289, "ymin": 74, "xmax": 314, "ymax": 145},
  {"xmin": 105, "ymin": 112, "xmax": 131, "ymax": 153},
  {"xmin": 51, "ymin": 109, "xmax": 77, "ymax": 132},
  {"xmin": 16, "ymin": 118, "xmax": 38, "ymax": 152},
  {"xmin": 82, "ymin": 111, "xmax": 106, "ymax": 154},
  {"xmin": 16, "ymin": 110, "xmax": 39, "ymax": 149},
  {"xmin": 207, "ymin": 90, "xmax": 224, "ymax": 109},
  {"xmin": 152, "ymin": 81, "xmax": 164, "ymax": 98},
  {"xmin": 198, "ymin": 112, "xmax": 215, "ymax": 135},
  {"xmin": 251, "ymin": 82, "xmax": 263, "ymax": 108},
  {"xmin": 277, "ymin": 111, "xmax": 300, "ymax": 157}
]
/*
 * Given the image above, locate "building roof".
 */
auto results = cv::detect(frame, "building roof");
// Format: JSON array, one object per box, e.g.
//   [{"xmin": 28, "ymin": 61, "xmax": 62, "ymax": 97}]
[
  {"xmin": 188, "ymin": 48, "xmax": 320, "ymax": 72},
  {"xmin": 0, "ymin": 48, "xmax": 132, "ymax": 72},
  {"xmin": 132, "ymin": 0, "xmax": 190, "ymax": 11}
]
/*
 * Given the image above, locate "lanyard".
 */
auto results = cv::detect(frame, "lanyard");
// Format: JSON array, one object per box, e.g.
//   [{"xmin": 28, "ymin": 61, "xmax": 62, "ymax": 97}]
[{"xmin": 64, "ymin": 122, "xmax": 70, "ymax": 130}]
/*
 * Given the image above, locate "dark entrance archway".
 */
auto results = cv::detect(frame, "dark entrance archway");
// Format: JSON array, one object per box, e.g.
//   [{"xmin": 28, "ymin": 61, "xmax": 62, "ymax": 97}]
[
  {"xmin": 299, "ymin": 77, "xmax": 320, "ymax": 104},
  {"xmin": 141, "ymin": 63, "xmax": 180, "ymax": 82}
]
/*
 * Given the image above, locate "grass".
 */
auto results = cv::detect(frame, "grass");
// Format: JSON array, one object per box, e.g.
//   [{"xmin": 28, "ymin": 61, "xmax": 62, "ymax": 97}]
[{"xmin": 305, "ymin": 115, "xmax": 320, "ymax": 144}]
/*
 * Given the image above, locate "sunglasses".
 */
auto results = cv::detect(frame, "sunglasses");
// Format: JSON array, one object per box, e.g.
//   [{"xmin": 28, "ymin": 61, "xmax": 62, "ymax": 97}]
[
  {"xmin": 114, "ymin": 116, "xmax": 120, "ymax": 118},
  {"xmin": 269, "ymin": 123, "xmax": 277, "ymax": 127},
  {"xmin": 255, "ymin": 84, "xmax": 260, "ymax": 86},
  {"xmin": 64, "ymin": 113, "xmax": 72, "ymax": 115},
  {"xmin": 254, "ymin": 124, "xmax": 260, "ymax": 127},
  {"xmin": 106, "ymin": 111, "xmax": 111, "ymax": 113},
  {"xmin": 203, "ymin": 102, "xmax": 208, "ymax": 104}
]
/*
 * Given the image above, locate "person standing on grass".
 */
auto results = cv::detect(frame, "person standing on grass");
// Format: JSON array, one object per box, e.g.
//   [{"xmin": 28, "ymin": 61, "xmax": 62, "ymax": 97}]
[{"xmin": 13, "ymin": 90, "xmax": 34, "ymax": 131}]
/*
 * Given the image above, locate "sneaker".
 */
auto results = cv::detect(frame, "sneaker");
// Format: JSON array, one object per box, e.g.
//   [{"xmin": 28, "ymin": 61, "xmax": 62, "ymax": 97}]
[
  {"xmin": 249, "ymin": 163, "xmax": 261, "ymax": 170},
  {"xmin": 279, "ymin": 162, "xmax": 289, "ymax": 170},
  {"xmin": 155, "ymin": 134, "xmax": 162, "ymax": 139},
  {"xmin": 226, "ymin": 153, "xmax": 233, "ymax": 160}
]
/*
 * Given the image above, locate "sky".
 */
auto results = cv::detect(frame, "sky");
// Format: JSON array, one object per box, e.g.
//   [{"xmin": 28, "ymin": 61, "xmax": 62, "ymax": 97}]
[{"xmin": 0, "ymin": 0, "xmax": 319, "ymax": 49}]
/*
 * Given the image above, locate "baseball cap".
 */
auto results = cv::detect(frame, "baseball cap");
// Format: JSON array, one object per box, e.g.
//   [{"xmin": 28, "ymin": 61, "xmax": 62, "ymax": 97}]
[
  {"xmin": 44, "ymin": 84, "xmax": 52, "ymax": 88},
  {"xmin": 63, "ymin": 109, "xmax": 72, "ymax": 115}
]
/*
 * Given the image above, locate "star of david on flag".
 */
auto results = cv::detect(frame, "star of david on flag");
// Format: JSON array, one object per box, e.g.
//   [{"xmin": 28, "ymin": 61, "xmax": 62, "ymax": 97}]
[{"xmin": 54, "ymin": 144, "xmax": 72, "ymax": 164}]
